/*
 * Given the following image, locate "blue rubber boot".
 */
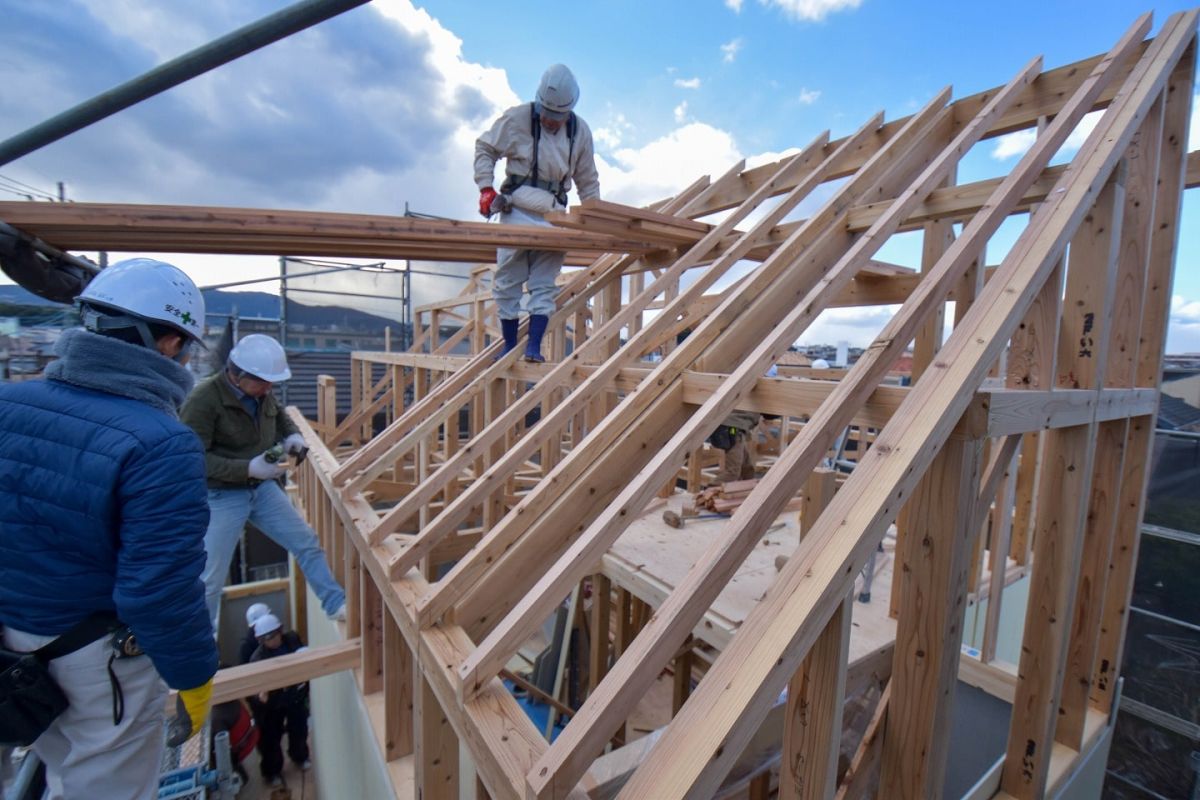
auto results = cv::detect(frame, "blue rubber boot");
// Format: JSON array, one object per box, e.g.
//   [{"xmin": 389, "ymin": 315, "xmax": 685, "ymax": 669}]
[
  {"xmin": 497, "ymin": 317, "xmax": 519, "ymax": 359},
  {"xmin": 524, "ymin": 314, "xmax": 549, "ymax": 363}
]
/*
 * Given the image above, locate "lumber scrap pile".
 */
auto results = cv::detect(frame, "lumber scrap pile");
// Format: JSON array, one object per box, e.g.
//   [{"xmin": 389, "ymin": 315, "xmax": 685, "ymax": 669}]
[
  {"xmin": 664, "ymin": 479, "xmax": 809, "ymax": 528},
  {"xmin": 0, "ymin": 201, "xmax": 661, "ymax": 265},
  {"xmin": 691, "ymin": 479, "xmax": 760, "ymax": 515}
]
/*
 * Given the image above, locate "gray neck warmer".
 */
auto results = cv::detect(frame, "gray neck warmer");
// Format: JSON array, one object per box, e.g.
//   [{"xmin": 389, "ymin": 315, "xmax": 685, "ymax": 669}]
[{"xmin": 44, "ymin": 328, "xmax": 195, "ymax": 416}]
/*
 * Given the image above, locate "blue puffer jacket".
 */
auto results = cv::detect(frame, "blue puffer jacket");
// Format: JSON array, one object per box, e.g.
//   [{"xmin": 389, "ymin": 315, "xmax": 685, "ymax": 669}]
[{"xmin": 0, "ymin": 329, "xmax": 217, "ymax": 691}]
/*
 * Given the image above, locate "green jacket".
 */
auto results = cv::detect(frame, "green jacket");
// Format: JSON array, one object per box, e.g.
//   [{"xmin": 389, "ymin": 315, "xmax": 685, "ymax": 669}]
[
  {"xmin": 722, "ymin": 410, "xmax": 761, "ymax": 433},
  {"xmin": 180, "ymin": 372, "xmax": 298, "ymax": 488}
]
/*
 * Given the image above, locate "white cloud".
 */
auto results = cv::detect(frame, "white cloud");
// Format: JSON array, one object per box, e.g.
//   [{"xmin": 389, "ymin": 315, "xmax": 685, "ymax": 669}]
[
  {"xmin": 601, "ymin": 122, "xmax": 742, "ymax": 209},
  {"xmin": 990, "ymin": 110, "xmax": 1103, "ymax": 161},
  {"xmin": 1168, "ymin": 294, "xmax": 1200, "ymax": 353},
  {"xmin": 725, "ymin": 0, "xmax": 745, "ymax": 12},
  {"xmin": 1171, "ymin": 295, "xmax": 1200, "ymax": 326},
  {"xmin": 0, "ymin": 0, "xmax": 518, "ymax": 221},
  {"xmin": 721, "ymin": 38, "xmax": 744, "ymax": 63},
  {"xmin": 759, "ymin": 0, "xmax": 863, "ymax": 22},
  {"xmin": 594, "ymin": 110, "xmax": 634, "ymax": 150},
  {"xmin": 797, "ymin": 87, "xmax": 821, "ymax": 105},
  {"xmin": 674, "ymin": 77, "xmax": 702, "ymax": 90},
  {"xmin": 798, "ymin": 306, "xmax": 898, "ymax": 348},
  {"xmin": 990, "ymin": 129, "xmax": 1037, "ymax": 160},
  {"xmin": 594, "ymin": 127, "xmax": 622, "ymax": 149},
  {"xmin": 1062, "ymin": 111, "xmax": 1101, "ymax": 151},
  {"xmin": 673, "ymin": 101, "xmax": 690, "ymax": 124}
]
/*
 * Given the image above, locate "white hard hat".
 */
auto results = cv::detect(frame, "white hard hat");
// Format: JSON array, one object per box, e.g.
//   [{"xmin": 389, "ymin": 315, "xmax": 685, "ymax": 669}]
[
  {"xmin": 245, "ymin": 602, "xmax": 271, "ymax": 627},
  {"xmin": 253, "ymin": 613, "xmax": 283, "ymax": 638},
  {"xmin": 811, "ymin": 358, "xmax": 831, "ymax": 369},
  {"xmin": 77, "ymin": 258, "xmax": 205, "ymax": 342},
  {"xmin": 229, "ymin": 334, "xmax": 291, "ymax": 382},
  {"xmin": 536, "ymin": 64, "xmax": 579, "ymax": 118}
]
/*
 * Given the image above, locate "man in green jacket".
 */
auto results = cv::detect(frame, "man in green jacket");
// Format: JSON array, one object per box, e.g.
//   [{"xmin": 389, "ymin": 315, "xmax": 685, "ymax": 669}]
[
  {"xmin": 181, "ymin": 334, "xmax": 345, "ymax": 632},
  {"xmin": 712, "ymin": 409, "xmax": 762, "ymax": 484}
]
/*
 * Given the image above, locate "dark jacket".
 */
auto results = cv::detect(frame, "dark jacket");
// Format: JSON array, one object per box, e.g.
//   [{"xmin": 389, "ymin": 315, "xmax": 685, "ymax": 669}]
[
  {"xmin": 0, "ymin": 329, "xmax": 218, "ymax": 690},
  {"xmin": 180, "ymin": 372, "xmax": 298, "ymax": 488},
  {"xmin": 250, "ymin": 631, "xmax": 308, "ymax": 708},
  {"xmin": 239, "ymin": 627, "xmax": 259, "ymax": 665}
]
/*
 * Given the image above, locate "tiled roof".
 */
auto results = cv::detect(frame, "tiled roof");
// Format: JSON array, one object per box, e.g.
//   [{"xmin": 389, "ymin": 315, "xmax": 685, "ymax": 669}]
[{"xmin": 1156, "ymin": 393, "xmax": 1200, "ymax": 431}]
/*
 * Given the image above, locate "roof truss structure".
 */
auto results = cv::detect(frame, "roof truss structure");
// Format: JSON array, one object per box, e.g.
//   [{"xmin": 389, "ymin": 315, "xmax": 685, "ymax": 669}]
[{"xmin": 3, "ymin": 10, "xmax": 1196, "ymax": 799}]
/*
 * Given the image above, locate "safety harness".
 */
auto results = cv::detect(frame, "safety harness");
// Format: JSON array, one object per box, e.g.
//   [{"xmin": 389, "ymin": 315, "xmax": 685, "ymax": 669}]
[{"xmin": 499, "ymin": 102, "xmax": 577, "ymax": 207}]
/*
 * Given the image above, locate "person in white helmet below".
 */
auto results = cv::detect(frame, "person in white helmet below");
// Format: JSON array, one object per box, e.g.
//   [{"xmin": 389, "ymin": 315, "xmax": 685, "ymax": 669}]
[
  {"xmin": 0, "ymin": 258, "xmax": 217, "ymax": 799},
  {"xmin": 475, "ymin": 63, "xmax": 601, "ymax": 362},
  {"xmin": 181, "ymin": 334, "xmax": 346, "ymax": 632},
  {"xmin": 239, "ymin": 602, "xmax": 273, "ymax": 664},
  {"xmin": 247, "ymin": 612, "xmax": 311, "ymax": 786}
]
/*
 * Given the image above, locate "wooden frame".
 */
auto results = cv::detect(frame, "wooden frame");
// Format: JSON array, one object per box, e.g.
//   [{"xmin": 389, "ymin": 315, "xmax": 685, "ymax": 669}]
[{"xmin": 6, "ymin": 13, "xmax": 1195, "ymax": 798}]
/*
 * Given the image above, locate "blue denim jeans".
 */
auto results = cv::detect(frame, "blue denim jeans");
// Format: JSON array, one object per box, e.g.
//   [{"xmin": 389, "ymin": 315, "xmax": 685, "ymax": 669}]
[{"xmin": 201, "ymin": 481, "xmax": 345, "ymax": 630}]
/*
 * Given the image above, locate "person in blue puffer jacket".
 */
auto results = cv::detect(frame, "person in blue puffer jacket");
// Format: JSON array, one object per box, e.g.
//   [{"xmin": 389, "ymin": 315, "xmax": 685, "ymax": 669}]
[{"xmin": 0, "ymin": 258, "xmax": 218, "ymax": 799}]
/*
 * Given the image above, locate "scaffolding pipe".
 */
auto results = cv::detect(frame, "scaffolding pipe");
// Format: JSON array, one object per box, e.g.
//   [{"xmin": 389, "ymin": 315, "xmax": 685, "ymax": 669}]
[{"xmin": 0, "ymin": 0, "xmax": 371, "ymax": 166}]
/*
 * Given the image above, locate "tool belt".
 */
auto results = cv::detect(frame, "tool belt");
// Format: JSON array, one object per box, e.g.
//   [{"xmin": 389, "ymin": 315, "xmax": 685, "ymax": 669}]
[
  {"xmin": 0, "ymin": 612, "xmax": 121, "ymax": 747},
  {"xmin": 499, "ymin": 174, "xmax": 570, "ymax": 207},
  {"xmin": 708, "ymin": 425, "xmax": 742, "ymax": 451}
]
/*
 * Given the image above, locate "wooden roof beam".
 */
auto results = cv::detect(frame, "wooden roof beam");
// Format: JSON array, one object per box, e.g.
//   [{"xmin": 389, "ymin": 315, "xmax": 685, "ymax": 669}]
[{"xmin": 618, "ymin": 13, "xmax": 1181, "ymax": 797}]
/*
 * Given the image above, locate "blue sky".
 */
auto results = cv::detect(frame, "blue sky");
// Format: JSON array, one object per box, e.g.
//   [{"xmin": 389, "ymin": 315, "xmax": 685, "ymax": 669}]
[{"xmin": 1, "ymin": 0, "xmax": 1198, "ymax": 348}]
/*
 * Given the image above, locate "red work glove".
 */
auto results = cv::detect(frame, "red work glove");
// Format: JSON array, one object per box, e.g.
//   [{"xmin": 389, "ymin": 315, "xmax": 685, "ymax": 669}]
[{"xmin": 479, "ymin": 187, "xmax": 498, "ymax": 218}]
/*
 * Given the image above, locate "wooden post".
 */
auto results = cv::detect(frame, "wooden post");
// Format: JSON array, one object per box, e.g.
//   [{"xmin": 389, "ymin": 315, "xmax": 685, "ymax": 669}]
[
  {"xmin": 780, "ymin": 467, "xmax": 843, "ymax": 799},
  {"xmin": 415, "ymin": 675, "xmax": 458, "ymax": 799},
  {"xmin": 317, "ymin": 374, "xmax": 337, "ymax": 444},
  {"xmin": 780, "ymin": 597, "xmax": 852, "ymax": 799},
  {"xmin": 798, "ymin": 468, "xmax": 836, "ymax": 536},
  {"xmin": 1093, "ymin": 45, "xmax": 1194, "ymax": 711},
  {"xmin": 748, "ymin": 772, "xmax": 772, "ymax": 800},
  {"xmin": 1058, "ymin": 96, "xmax": 1162, "ymax": 750},
  {"xmin": 671, "ymin": 636, "xmax": 694, "ymax": 715},
  {"xmin": 835, "ymin": 681, "xmax": 890, "ymax": 800},
  {"xmin": 290, "ymin": 552, "xmax": 308, "ymax": 640},
  {"xmin": 589, "ymin": 574, "xmax": 611, "ymax": 694},
  {"xmin": 361, "ymin": 576, "xmax": 383, "ymax": 695},
  {"xmin": 878, "ymin": 435, "xmax": 985, "ymax": 796},
  {"xmin": 892, "ymin": 207, "xmax": 959, "ymax": 618},
  {"xmin": 1001, "ymin": 160, "xmax": 1127, "ymax": 799},
  {"xmin": 346, "ymin": 546, "xmax": 362, "ymax": 639},
  {"xmin": 383, "ymin": 611, "xmax": 414, "ymax": 760},
  {"xmin": 349, "ymin": 358, "xmax": 362, "ymax": 442},
  {"xmin": 982, "ymin": 441, "xmax": 1020, "ymax": 662}
]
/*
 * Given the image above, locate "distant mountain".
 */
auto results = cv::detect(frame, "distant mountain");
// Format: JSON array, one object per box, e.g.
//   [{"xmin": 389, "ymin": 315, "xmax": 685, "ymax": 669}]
[
  {"xmin": 0, "ymin": 284, "xmax": 398, "ymax": 332},
  {"xmin": 201, "ymin": 289, "xmax": 279, "ymax": 319},
  {"xmin": 204, "ymin": 290, "xmax": 400, "ymax": 331},
  {"xmin": 0, "ymin": 285, "xmax": 62, "ymax": 307}
]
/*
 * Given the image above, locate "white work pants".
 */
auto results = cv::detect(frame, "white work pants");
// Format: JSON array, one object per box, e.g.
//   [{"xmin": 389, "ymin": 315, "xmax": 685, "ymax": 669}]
[
  {"xmin": 3, "ymin": 627, "xmax": 168, "ymax": 800},
  {"xmin": 494, "ymin": 206, "xmax": 563, "ymax": 319}
]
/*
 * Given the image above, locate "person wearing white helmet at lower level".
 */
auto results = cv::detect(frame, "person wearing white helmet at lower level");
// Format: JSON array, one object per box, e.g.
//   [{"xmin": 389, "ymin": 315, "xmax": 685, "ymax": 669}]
[
  {"xmin": 0, "ymin": 258, "xmax": 217, "ymax": 799},
  {"xmin": 238, "ymin": 602, "xmax": 273, "ymax": 664},
  {"xmin": 475, "ymin": 63, "xmax": 601, "ymax": 363},
  {"xmin": 247, "ymin": 613, "xmax": 310, "ymax": 786},
  {"xmin": 180, "ymin": 334, "xmax": 346, "ymax": 633}
]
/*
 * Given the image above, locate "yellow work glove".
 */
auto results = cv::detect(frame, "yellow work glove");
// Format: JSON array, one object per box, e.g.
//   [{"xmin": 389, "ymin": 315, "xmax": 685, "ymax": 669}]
[{"xmin": 167, "ymin": 677, "xmax": 213, "ymax": 747}]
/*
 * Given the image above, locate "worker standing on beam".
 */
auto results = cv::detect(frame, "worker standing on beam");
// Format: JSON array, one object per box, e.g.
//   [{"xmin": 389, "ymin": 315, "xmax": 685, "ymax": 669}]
[
  {"xmin": 0, "ymin": 259, "xmax": 217, "ymax": 798},
  {"xmin": 180, "ymin": 334, "xmax": 346, "ymax": 632},
  {"xmin": 475, "ymin": 63, "xmax": 601, "ymax": 363}
]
